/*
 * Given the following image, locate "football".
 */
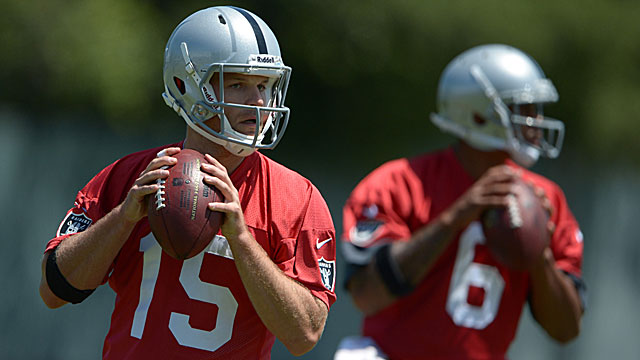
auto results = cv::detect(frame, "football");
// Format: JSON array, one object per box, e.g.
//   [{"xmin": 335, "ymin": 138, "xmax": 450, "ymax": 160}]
[
  {"xmin": 147, "ymin": 149, "xmax": 224, "ymax": 260},
  {"xmin": 481, "ymin": 180, "xmax": 549, "ymax": 271}
]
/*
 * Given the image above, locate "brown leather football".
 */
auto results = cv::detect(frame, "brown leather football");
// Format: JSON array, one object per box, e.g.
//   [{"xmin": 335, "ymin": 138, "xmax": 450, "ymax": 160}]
[
  {"xmin": 481, "ymin": 180, "xmax": 550, "ymax": 271},
  {"xmin": 147, "ymin": 149, "xmax": 224, "ymax": 260}
]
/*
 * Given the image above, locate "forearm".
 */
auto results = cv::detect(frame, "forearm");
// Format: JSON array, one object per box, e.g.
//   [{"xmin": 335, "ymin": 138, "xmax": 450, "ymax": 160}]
[
  {"xmin": 349, "ymin": 211, "xmax": 460, "ymax": 315},
  {"xmin": 394, "ymin": 212, "xmax": 460, "ymax": 285},
  {"xmin": 229, "ymin": 231, "xmax": 327, "ymax": 356},
  {"xmin": 528, "ymin": 248, "xmax": 583, "ymax": 343},
  {"xmin": 43, "ymin": 204, "xmax": 137, "ymax": 291}
]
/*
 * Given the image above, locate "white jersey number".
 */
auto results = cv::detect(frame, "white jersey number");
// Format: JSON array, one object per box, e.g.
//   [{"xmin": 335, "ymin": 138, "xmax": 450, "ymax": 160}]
[
  {"xmin": 446, "ymin": 222, "xmax": 505, "ymax": 329},
  {"xmin": 131, "ymin": 234, "xmax": 238, "ymax": 352}
]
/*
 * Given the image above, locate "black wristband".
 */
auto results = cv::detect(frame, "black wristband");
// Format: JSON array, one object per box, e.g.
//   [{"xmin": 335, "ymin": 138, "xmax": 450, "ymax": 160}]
[
  {"xmin": 45, "ymin": 247, "xmax": 95, "ymax": 304},
  {"xmin": 562, "ymin": 270, "xmax": 588, "ymax": 312},
  {"xmin": 374, "ymin": 244, "xmax": 414, "ymax": 296}
]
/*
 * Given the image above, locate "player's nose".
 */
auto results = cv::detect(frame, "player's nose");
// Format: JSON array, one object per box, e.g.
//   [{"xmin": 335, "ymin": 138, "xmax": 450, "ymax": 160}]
[{"xmin": 246, "ymin": 86, "xmax": 265, "ymax": 106}]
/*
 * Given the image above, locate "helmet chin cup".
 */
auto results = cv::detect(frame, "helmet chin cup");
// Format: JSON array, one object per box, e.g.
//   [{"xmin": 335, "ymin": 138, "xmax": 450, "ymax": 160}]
[{"xmin": 507, "ymin": 138, "xmax": 540, "ymax": 168}]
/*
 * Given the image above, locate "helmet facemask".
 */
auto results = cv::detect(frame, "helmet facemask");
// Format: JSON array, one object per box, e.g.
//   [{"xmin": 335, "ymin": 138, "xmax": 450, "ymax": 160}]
[
  {"xmin": 468, "ymin": 64, "xmax": 565, "ymax": 167},
  {"xmin": 187, "ymin": 61, "xmax": 291, "ymax": 156},
  {"xmin": 510, "ymin": 104, "xmax": 564, "ymax": 159}
]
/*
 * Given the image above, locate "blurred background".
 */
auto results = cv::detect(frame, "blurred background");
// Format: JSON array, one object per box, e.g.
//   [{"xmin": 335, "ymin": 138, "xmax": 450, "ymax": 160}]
[{"xmin": 2, "ymin": 0, "xmax": 639, "ymax": 358}]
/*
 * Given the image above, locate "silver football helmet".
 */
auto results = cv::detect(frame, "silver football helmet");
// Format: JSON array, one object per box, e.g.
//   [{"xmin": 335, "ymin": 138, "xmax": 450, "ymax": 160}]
[
  {"xmin": 162, "ymin": 6, "xmax": 292, "ymax": 156},
  {"xmin": 430, "ymin": 44, "xmax": 564, "ymax": 167}
]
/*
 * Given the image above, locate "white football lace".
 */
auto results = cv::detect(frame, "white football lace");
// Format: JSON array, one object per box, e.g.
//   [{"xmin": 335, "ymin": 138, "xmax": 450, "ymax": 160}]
[
  {"xmin": 507, "ymin": 194, "xmax": 523, "ymax": 229},
  {"xmin": 154, "ymin": 165, "xmax": 168, "ymax": 210}
]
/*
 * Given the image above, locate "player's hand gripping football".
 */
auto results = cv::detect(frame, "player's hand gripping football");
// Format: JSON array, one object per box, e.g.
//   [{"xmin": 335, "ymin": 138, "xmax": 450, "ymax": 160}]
[
  {"xmin": 444, "ymin": 165, "xmax": 520, "ymax": 230},
  {"xmin": 121, "ymin": 147, "xmax": 181, "ymax": 223},
  {"xmin": 529, "ymin": 184, "xmax": 556, "ymax": 235},
  {"xmin": 201, "ymin": 154, "xmax": 249, "ymax": 241}
]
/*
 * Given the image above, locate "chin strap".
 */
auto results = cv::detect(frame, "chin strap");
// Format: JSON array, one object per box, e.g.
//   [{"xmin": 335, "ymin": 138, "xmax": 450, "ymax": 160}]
[{"xmin": 181, "ymin": 42, "xmax": 203, "ymax": 85}]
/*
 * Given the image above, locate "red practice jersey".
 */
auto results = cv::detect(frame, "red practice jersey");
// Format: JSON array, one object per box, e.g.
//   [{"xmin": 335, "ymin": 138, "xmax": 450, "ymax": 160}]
[
  {"xmin": 47, "ymin": 144, "xmax": 337, "ymax": 359},
  {"xmin": 342, "ymin": 148, "xmax": 583, "ymax": 360}
]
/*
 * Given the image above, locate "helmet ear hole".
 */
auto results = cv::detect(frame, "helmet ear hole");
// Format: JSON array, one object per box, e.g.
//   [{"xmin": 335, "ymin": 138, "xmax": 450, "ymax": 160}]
[
  {"xmin": 174, "ymin": 77, "xmax": 186, "ymax": 95},
  {"xmin": 473, "ymin": 113, "xmax": 487, "ymax": 125}
]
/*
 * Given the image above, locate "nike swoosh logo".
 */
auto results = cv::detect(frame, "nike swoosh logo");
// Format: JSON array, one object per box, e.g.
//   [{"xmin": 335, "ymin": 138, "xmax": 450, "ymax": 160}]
[{"xmin": 316, "ymin": 237, "xmax": 332, "ymax": 249}]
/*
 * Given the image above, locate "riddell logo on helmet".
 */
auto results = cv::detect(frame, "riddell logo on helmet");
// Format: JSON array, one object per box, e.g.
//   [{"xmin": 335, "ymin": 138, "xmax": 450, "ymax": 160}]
[
  {"xmin": 249, "ymin": 54, "xmax": 281, "ymax": 65},
  {"xmin": 256, "ymin": 56, "xmax": 275, "ymax": 63},
  {"xmin": 202, "ymin": 86, "xmax": 215, "ymax": 102}
]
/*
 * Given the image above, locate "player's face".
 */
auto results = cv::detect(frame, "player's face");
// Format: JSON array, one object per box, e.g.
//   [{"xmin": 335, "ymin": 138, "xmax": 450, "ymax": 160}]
[
  {"xmin": 207, "ymin": 73, "xmax": 271, "ymax": 136},
  {"xmin": 511, "ymin": 103, "xmax": 544, "ymax": 145}
]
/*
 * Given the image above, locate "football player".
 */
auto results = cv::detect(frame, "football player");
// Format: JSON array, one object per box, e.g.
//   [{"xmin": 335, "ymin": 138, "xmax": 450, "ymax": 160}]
[
  {"xmin": 337, "ymin": 44, "xmax": 585, "ymax": 359},
  {"xmin": 39, "ymin": 7, "xmax": 337, "ymax": 359}
]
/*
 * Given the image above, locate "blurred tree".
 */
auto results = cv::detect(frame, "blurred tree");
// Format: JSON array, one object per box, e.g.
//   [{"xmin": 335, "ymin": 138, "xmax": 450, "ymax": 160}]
[{"xmin": 1, "ymin": 0, "xmax": 639, "ymax": 168}]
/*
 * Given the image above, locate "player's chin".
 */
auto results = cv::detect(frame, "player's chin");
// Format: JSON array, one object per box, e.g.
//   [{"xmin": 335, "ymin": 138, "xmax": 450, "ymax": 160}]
[{"xmin": 235, "ymin": 122, "xmax": 259, "ymax": 135}]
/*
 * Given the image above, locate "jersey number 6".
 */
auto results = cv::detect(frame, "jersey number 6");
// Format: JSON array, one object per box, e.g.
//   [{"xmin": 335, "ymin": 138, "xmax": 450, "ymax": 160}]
[{"xmin": 446, "ymin": 222, "xmax": 505, "ymax": 329}]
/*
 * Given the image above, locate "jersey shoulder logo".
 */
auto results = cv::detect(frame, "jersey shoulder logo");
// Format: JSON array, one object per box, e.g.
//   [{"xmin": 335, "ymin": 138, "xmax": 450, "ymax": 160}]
[
  {"xmin": 318, "ymin": 257, "xmax": 336, "ymax": 292},
  {"xmin": 349, "ymin": 220, "xmax": 383, "ymax": 247},
  {"xmin": 57, "ymin": 211, "xmax": 93, "ymax": 237},
  {"xmin": 349, "ymin": 204, "xmax": 383, "ymax": 247}
]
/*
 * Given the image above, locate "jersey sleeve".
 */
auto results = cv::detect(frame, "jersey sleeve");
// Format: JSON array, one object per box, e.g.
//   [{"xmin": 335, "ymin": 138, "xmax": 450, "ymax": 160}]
[
  {"xmin": 341, "ymin": 162, "xmax": 415, "ymax": 267},
  {"xmin": 45, "ymin": 145, "xmax": 173, "ymax": 256},
  {"xmin": 275, "ymin": 185, "xmax": 337, "ymax": 309},
  {"xmin": 548, "ymin": 185, "xmax": 584, "ymax": 277},
  {"xmin": 44, "ymin": 164, "xmax": 122, "ymax": 285},
  {"xmin": 46, "ymin": 163, "xmax": 119, "ymax": 252}
]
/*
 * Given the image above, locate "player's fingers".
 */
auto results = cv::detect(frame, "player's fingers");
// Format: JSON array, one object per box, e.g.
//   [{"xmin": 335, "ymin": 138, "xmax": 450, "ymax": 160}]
[
  {"xmin": 478, "ymin": 169, "xmax": 519, "ymax": 189},
  {"xmin": 143, "ymin": 147, "xmax": 181, "ymax": 173},
  {"xmin": 142, "ymin": 155, "xmax": 178, "ymax": 176},
  {"xmin": 207, "ymin": 201, "xmax": 240, "ymax": 214},
  {"xmin": 203, "ymin": 175, "xmax": 237, "ymax": 203},
  {"xmin": 203, "ymin": 154, "xmax": 229, "ymax": 174},
  {"xmin": 482, "ymin": 194, "xmax": 513, "ymax": 208},
  {"xmin": 130, "ymin": 170, "xmax": 169, "ymax": 204},
  {"xmin": 200, "ymin": 161, "xmax": 225, "ymax": 176},
  {"xmin": 201, "ymin": 162, "xmax": 233, "ymax": 187},
  {"xmin": 130, "ymin": 183, "xmax": 162, "ymax": 199},
  {"xmin": 483, "ymin": 182, "xmax": 520, "ymax": 197},
  {"xmin": 137, "ymin": 168, "xmax": 170, "ymax": 186},
  {"xmin": 157, "ymin": 147, "xmax": 182, "ymax": 157},
  {"xmin": 530, "ymin": 184, "xmax": 554, "ymax": 218},
  {"xmin": 486, "ymin": 165, "xmax": 518, "ymax": 178},
  {"xmin": 540, "ymin": 196, "xmax": 553, "ymax": 216},
  {"xmin": 547, "ymin": 220, "xmax": 556, "ymax": 235},
  {"xmin": 531, "ymin": 184, "xmax": 549, "ymax": 203}
]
